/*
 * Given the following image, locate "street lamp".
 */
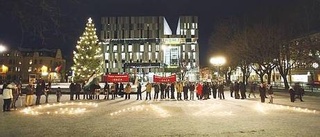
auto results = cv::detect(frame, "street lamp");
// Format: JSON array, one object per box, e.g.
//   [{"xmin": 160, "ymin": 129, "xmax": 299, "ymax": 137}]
[
  {"xmin": 312, "ymin": 62, "xmax": 319, "ymax": 92},
  {"xmin": 0, "ymin": 44, "xmax": 7, "ymax": 53},
  {"xmin": 41, "ymin": 65, "xmax": 48, "ymax": 76},
  {"xmin": 210, "ymin": 56, "xmax": 226, "ymax": 81},
  {"xmin": 0, "ymin": 65, "xmax": 8, "ymax": 80}
]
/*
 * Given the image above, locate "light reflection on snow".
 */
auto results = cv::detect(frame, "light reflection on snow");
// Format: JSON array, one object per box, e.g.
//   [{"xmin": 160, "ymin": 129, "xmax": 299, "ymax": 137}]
[
  {"xmin": 20, "ymin": 102, "xmax": 98, "ymax": 115},
  {"xmin": 110, "ymin": 104, "xmax": 171, "ymax": 118},
  {"xmin": 255, "ymin": 103, "xmax": 317, "ymax": 114}
]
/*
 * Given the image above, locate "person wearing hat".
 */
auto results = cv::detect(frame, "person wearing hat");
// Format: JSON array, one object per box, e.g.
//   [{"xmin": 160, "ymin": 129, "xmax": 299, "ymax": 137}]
[{"xmin": 2, "ymin": 82, "xmax": 14, "ymax": 112}]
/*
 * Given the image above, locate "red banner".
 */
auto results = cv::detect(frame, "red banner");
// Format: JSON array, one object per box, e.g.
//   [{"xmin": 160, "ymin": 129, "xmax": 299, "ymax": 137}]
[
  {"xmin": 104, "ymin": 74, "xmax": 129, "ymax": 82},
  {"xmin": 153, "ymin": 75, "xmax": 176, "ymax": 83}
]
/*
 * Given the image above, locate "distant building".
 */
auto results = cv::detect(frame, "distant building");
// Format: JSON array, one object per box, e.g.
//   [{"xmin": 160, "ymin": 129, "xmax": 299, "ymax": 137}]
[
  {"xmin": 0, "ymin": 48, "xmax": 66, "ymax": 83},
  {"xmin": 100, "ymin": 16, "xmax": 199, "ymax": 82}
]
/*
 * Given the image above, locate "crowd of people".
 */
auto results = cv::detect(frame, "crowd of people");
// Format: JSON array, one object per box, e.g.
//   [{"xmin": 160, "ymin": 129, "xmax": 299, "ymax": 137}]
[{"xmin": 1, "ymin": 79, "xmax": 306, "ymax": 112}]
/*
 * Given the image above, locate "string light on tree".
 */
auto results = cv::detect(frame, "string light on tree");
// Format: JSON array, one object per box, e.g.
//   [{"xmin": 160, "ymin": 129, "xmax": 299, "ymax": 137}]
[{"xmin": 72, "ymin": 17, "xmax": 103, "ymax": 81}]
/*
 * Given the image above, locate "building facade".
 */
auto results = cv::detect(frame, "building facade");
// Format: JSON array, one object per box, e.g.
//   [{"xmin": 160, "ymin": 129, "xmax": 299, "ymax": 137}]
[
  {"xmin": 100, "ymin": 16, "xmax": 199, "ymax": 82},
  {"xmin": 0, "ymin": 48, "xmax": 66, "ymax": 83}
]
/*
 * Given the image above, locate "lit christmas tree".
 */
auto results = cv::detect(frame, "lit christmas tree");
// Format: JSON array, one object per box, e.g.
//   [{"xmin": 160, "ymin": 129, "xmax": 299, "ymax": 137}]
[{"xmin": 72, "ymin": 17, "xmax": 103, "ymax": 82}]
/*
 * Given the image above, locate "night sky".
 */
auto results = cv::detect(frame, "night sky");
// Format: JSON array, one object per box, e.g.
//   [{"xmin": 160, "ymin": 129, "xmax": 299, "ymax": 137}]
[{"xmin": 0, "ymin": 0, "xmax": 293, "ymax": 67}]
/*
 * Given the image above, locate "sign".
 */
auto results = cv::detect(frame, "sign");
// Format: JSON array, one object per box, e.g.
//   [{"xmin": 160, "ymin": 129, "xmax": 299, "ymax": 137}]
[
  {"xmin": 153, "ymin": 75, "xmax": 176, "ymax": 83},
  {"xmin": 104, "ymin": 74, "xmax": 129, "ymax": 82},
  {"xmin": 162, "ymin": 38, "xmax": 184, "ymax": 45}
]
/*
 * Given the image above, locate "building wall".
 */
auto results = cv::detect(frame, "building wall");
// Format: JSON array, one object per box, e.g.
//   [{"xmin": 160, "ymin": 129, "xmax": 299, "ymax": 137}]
[
  {"xmin": 100, "ymin": 16, "xmax": 199, "ymax": 81},
  {"xmin": 0, "ymin": 49, "xmax": 66, "ymax": 83}
]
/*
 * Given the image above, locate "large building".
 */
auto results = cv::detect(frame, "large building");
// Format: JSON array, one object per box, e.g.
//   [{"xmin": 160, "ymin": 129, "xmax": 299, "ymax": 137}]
[
  {"xmin": 100, "ymin": 16, "xmax": 199, "ymax": 82},
  {"xmin": 0, "ymin": 48, "xmax": 66, "ymax": 83}
]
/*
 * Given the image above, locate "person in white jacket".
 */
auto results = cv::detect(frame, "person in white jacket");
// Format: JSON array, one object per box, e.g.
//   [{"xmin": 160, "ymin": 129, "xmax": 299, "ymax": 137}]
[{"xmin": 2, "ymin": 83, "xmax": 14, "ymax": 112}]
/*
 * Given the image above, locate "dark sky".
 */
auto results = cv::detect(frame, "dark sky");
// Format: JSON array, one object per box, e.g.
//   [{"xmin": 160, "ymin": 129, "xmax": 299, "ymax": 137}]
[{"xmin": 0, "ymin": 0, "xmax": 292, "ymax": 67}]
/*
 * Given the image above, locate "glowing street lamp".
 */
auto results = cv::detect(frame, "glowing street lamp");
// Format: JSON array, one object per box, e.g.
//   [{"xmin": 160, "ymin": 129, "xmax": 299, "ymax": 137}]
[
  {"xmin": 0, "ymin": 44, "xmax": 7, "ymax": 53},
  {"xmin": 210, "ymin": 56, "xmax": 226, "ymax": 80}
]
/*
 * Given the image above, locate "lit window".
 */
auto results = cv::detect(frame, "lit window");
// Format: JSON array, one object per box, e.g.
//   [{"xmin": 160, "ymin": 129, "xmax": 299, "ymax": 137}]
[
  {"xmin": 182, "ymin": 52, "xmax": 185, "ymax": 59},
  {"xmin": 139, "ymin": 53, "xmax": 143, "ymax": 59},
  {"xmin": 121, "ymin": 45, "xmax": 125, "ymax": 52},
  {"xmin": 114, "ymin": 53, "xmax": 118, "ymax": 60},
  {"xmin": 187, "ymin": 23, "xmax": 189, "ymax": 29},
  {"xmin": 28, "ymin": 67, "xmax": 32, "ymax": 72},
  {"xmin": 136, "ymin": 53, "xmax": 140, "ymax": 59},
  {"xmin": 121, "ymin": 53, "xmax": 126, "ymax": 60},
  {"xmin": 29, "ymin": 60, "xmax": 33, "ymax": 65},
  {"xmin": 105, "ymin": 53, "xmax": 109, "ymax": 60},
  {"xmin": 140, "ymin": 45, "xmax": 144, "ymax": 52},
  {"xmin": 156, "ymin": 45, "xmax": 160, "ymax": 51},
  {"xmin": 192, "ymin": 23, "xmax": 195, "ymax": 28},
  {"xmin": 188, "ymin": 52, "xmax": 191, "ymax": 59},
  {"xmin": 129, "ymin": 53, "xmax": 133, "ymax": 59},
  {"xmin": 148, "ymin": 45, "xmax": 151, "ymax": 52},
  {"xmin": 191, "ymin": 29, "xmax": 195, "ymax": 35},
  {"xmin": 106, "ymin": 45, "xmax": 109, "ymax": 52},
  {"xmin": 113, "ymin": 62, "xmax": 116, "ymax": 68},
  {"xmin": 128, "ymin": 45, "xmax": 133, "ymax": 52},
  {"xmin": 155, "ymin": 52, "xmax": 159, "ymax": 59},
  {"xmin": 113, "ymin": 45, "xmax": 117, "ymax": 52},
  {"xmin": 193, "ymin": 52, "xmax": 196, "ymax": 59},
  {"xmin": 195, "ymin": 23, "xmax": 197, "ymax": 29},
  {"xmin": 182, "ymin": 45, "xmax": 185, "ymax": 51},
  {"xmin": 191, "ymin": 44, "xmax": 196, "ymax": 51},
  {"xmin": 148, "ymin": 53, "xmax": 152, "ymax": 59}
]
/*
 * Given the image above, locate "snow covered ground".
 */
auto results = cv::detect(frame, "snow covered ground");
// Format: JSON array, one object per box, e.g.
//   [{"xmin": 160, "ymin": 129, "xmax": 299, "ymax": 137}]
[{"xmin": 1, "ymin": 91, "xmax": 320, "ymax": 137}]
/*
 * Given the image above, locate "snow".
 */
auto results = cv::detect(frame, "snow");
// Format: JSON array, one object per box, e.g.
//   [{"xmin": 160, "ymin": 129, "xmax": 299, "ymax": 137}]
[{"xmin": 0, "ymin": 91, "xmax": 320, "ymax": 136}]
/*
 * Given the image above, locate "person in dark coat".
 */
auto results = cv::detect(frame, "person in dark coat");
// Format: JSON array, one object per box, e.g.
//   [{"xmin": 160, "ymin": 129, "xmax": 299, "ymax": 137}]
[
  {"xmin": 69, "ymin": 82, "xmax": 75, "ymax": 100},
  {"xmin": 136, "ymin": 82, "xmax": 142, "ymax": 100},
  {"xmin": 160, "ymin": 83, "xmax": 165, "ymax": 99},
  {"xmin": 153, "ymin": 83, "xmax": 160, "ymax": 100},
  {"xmin": 229, "ymin": 82, "xmax": 234, "ymax": 98},
  {"xmin": 35, "ymin": 82, "xmax": 43, "ymax": 105},
  {"xmin": 259, "ymin": 83, "xmax": 267, "ymax": 103},
  {"xmin": 170, "ymin": 83, "xmax": 175, "ymax": 99},
  {"xmin": 75, "ymin": 83, "xmax": 81, "ymax": 100},
  {"xmin": 239, "ymin": 82, "xmax": 246, "ymax": 99},
  {"xmin": 103, "ymin": 82, "xmax": 110, "ymax": 100},
  {"xmin": 211, "ymin": 82, "xmax": 217, "ymax": 99},
  {"xmin": 183, "ymin": 82, "xmax": 189, "ymax": 100},
  {"xmin": 289, "ymin": 87, "xmax": 295, "ymax": 102},
  {"xmin": 293, "ymin": 83, "xmax": 304, "ymax": 102},
  {"xmin": 234, "ymin": 81, "xmax": 240, "ymax": 99},
  {"xmin": 218, "ymin": 83, "xmax": 225, "ymax": 99}
]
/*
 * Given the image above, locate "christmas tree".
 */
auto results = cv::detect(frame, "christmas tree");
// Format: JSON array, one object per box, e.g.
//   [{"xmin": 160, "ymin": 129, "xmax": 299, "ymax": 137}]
[{"xmin": 72, "ymin": 17, "xmax": 103, "ymax": 82}]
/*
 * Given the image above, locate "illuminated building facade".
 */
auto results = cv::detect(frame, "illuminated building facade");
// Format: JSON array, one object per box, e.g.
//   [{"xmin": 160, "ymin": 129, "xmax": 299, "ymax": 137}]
[
  {"xmin": 0, "ymin": 48, "xmax": 66, "ymax": 83},
  {"xmin": 100, "ymin": 16, "xmax": 199, "ymax": 82}
]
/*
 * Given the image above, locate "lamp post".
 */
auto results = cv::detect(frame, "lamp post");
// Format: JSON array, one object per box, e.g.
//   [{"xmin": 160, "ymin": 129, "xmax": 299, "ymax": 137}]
[
  {"xmin": 0, "ymin": 44, "xmax": 7, "ymax": 53},
  {"xmin": 210, "ymin": 56, "xmax": 226, "ymax": 81},
  {"xmin": 312, "ymin": 62, "xmax": 319, "ymax": 92}
]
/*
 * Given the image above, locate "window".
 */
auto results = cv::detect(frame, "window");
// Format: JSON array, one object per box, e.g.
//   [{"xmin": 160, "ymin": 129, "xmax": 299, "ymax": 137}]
[
  {"xmin": 106, "ymin": 45, "xmax": 110, "ymax": 52},
  {"xmin": 105, "ymin": 53, "xmax": 109, "ymax": 60},
  {"xmin": 121, "ymin": 45, "xmax": 125, "ymax": 52},
  {"xmin": 182, "ymin": 45, "xmax": 185, "ymax": 51},
  {"xmin": 188, "ymin": 52, "xmax": 191, "ymax": 59},
  {"xmin": 191, "ymin": 44, "xmax": 196, "ymax": 51},
  {"xmin": 136, "ymin": 53, "xmax": 140, "ymax": 59},
  {"xmin": 121, "ymin": 53, "xmax": 126, "ymax": 60},
  {"xmin": 148, "ymin": 45, "xmax": 151, "ymax": 52},
  {"xmin": 29, "ymin": 60, "xmax": 33, "ymax": 65},
  {"xmin": 129, "ymin": 53, "xmax": 133, "ymax": 59},
  {"xmin": 140, "ymin": 45, "xmax": 144, "ymax": 52},
  {"xmin": 156, "ymin": 45, "xmax": 160, "ymax": 51},
  {"xmin": 39, "ymin": 60, "xmax": 42, "ymax": 64},
  {"xmin": 148, "ymin": 53, "xmax": 152, "ymax": 60},
  {"xmin": 34, "ymin": 59, "xmax": 37, "ymax": 64},
  {"xmin": 28, "ymin": 67, "xmax": 32, "ymax": 72},
  {"xmin": 114, "ymin": 53, "xmax": 118, "ymax": 60},
  {"xmin": 113, "ymin": 45, "xmax": 117, "ymax": 52},
  {"xmin": 182, "ymin": 52, "xmax": 185, "ymax": 59},
  {"xmin": 128, "ymin": 45, "xmax": 133, "ymax": 52},
  {"xmin": 192, "ymin": 23, "xmax": 195, "ymax": 28},
  {"xmin": 155, "ymin": 52, "xmax": 159, "ymax": 59},
  {"xmin": 193, "ymin": 52, "xmax": 196, "ymax": 59},
  {"xmin": 191, "ymin": 29, "xmax": 195, "ymax": 35}
]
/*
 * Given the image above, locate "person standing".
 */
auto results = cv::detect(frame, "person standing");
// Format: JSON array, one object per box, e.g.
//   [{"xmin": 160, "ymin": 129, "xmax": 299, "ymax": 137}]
[
  {"xmin": 234, "ymin": 81, "xmax": 240, "ymax": 99},
  {"xmin": 229, "ymin": 82, "xmax": 234, "ymax": 98},
  {"xmin": 44, "ymin": 84, "xmax": 50, "ymax": 103},
  {"xmin": 145, "ymin": 82, "xmax": 152, "ymax": 100},
  {"xmin": 153, "ymin": 83, "xmax": 160, "ymax": 100},
  {"xmin": 119, "ymin": 82, "xmax": 124, "ymax": 97},
  {"xmin": 267, "ymin": 84, "xmax": 274, "ymax": 103},
  {"xmin": 111, "ymin": 83, "xmax": 116, "ymax": 100},
  {"xmin": 25, "ymin": 83, "xmax": 34, "ymax": 107},
  {"xmin": 176, "ymin": 82, "xmax": 183, "ymax": 101},
  {"xmin": 56, "ymin": 87, "xmax": 62, "ymax": 102},
  {"xmin": 211, "ymin": 82, "xmax": 217, "ymax": 99},
  {"xmin": 183, "ymin": 82, "xmax": 189, "ymax": 100},
  {"xmin": 189, "ymin": 82, "xmax": 195, "ymax": 100},
  {"xmin": 239, "ymin": 81, "xmax": 246, "ymax": 99},
  {"xmin": 293, "ymin": 83, "xmax": 304, "ymax": 102},
  {"xmin": 103, "ymin": 82, "xmax": 110, "ymax": 100},
  {"xmin": 11, "ymin": 82, "xmax": 21, "ymax": 109},
  {"xmin": 259, "ymin": 83, "xmax": 267, "ymax": 103},
  {"xmin": 160, "ymin": 83, "xmax": 165, "ymax": 99},
  {"xmin": 165, "ymin": 83, "xmax": 170, "ymax": 99},
  {"xmin": 136, "ymin": 82, "xmax": 142, "ymax": 100},
  {"xmin": 2, "ymin": 83, "xmax": 14, "ymax": 112},
  {"xmin": 170, "ymin": 82, "xmax": 175, "ymax": 99},
  {"xmin": 218, "ymin": 83, "xmax": 225, "ymax": 99},
  {"xmin": 289, "ymin": 87, "xmax": 295, "ymax": 102},
  {"xmin": 69, "ymin": 83, "xmax": 75, "ymax": 100},
  {"xmin": 124, "ymin": 83, "xmax": 131, "ymax": 100},
  {"xmin": 35, "ymin": 82, "xmax": 43, "ymax": 105},
  {"xmin": 75, "ymin": 83, "xmax": 81, "ymax": 100}
]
